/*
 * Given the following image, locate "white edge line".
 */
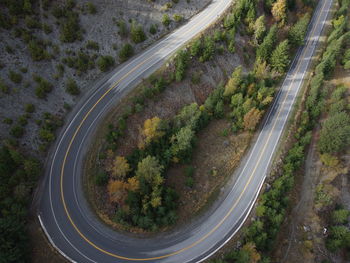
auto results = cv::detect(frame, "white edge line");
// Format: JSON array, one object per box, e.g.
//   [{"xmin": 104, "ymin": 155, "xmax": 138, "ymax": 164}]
[{"xmin": 38, "ymin": 214, "xmax": 77, "ymax": 263}]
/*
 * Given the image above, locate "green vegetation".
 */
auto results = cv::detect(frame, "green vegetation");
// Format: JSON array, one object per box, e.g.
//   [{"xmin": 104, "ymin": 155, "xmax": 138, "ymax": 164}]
[
  {"xmin": 326, "ymin": 207, "xmax": 350, "ymax": 253},
  {"xmin": 86, "ymin": 40, "xmax": 99, "ymax": 50},
  {"xmin": 0, "ymin": 144, "xmax": 41, "ymax": 263},
  {"xmin": 289, "ymin": 13, "xmax": 311, "ymax": 47},
  {"xmin": 65, "ymin": 78, "xmax": 80, "ymax": 95},
  {"xmin": 130, "ymin": 21, "xmax": 147, "ymax": 43},
  {"xmin": 97, "ymin": 55, "xmax": 115, "ymax": 72},
  {"xmin": 62, "ymin": 52, "xmax": 96, "ymax": 75},
  {"xmin": 162, "ymin": 14, "xmax": 171, "ymax": 26},
  {"xmin": 174, "ymin": 50, "xmax": 190, "ymax": 81},
  {"xmin": 119, "ymin": 43, "xmax": 134, "ymax": 62},
  {"xmin": 33, "ymin": 75, "xmax": 53, "ymax": 99},
  {"xmin": 270, "ymin": 40, "xmax": 290, "ymax": 73},
  {"xmin": 86, "ymin": 2, "xmax": 97, "ymax": 14},
  {"xmin": 8, "ymin": 71, "xmax": 22, "ymax": 84}
]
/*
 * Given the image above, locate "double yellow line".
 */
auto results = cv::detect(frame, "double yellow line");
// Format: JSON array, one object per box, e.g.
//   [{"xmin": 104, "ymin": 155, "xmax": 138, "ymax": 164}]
[{"xmin": 58, "ymin": 0, "xmax": 328, "ymax": 261}]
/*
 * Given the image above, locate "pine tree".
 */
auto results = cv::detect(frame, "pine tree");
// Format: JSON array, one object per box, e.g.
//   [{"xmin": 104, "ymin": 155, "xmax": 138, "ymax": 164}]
[
  {"xmin": 271, "ymin": 40, "xmax": 290, "ymax": 73},
  {"xmin": 254, "ymin": 15, "xmax": 266, "ymax": 44},
  {"xmin": 289, "ymin": 13, "xmax": 310, "ymax": 47}
]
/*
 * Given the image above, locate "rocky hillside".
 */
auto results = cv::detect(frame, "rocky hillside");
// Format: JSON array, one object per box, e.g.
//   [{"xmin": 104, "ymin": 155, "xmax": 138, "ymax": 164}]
[{"xmin": 0, "ymin": 0, "xmax": 211, "ymax": 154}]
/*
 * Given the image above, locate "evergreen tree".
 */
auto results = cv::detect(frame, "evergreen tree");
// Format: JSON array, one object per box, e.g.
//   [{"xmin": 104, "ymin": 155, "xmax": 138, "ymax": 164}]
[{"xmin": 271, "ymin": 40, "xmax": 290, "ymax": 73}]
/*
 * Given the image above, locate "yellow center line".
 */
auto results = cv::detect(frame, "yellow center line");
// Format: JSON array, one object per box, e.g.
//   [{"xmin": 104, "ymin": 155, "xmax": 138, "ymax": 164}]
[{"xmin": 58, "ymin": 0, "xmax": 328, "ymax": 261}]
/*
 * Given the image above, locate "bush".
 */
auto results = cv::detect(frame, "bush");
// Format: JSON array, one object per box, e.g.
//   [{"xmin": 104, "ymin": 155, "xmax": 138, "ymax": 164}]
[
  {"xmin": 162, "ymin": 14, "xmax": 171, "ymax": 26},
  {"xmin": 65, "ymin": 78, "xmax": 80, "ymax": 95},
  {"xmin": 8, "ymin": 71, "xmax": 22, "ymax": 83},
  {"xmin": 28, "ymin": 40, "xmax": 50, "ymax": 61},
  {"xmin": 173, "ymin": 14, "xmax": 183, "ymax": 23},
  {"xmin": 149, "ymin": 24, "xmax": 157, "ymax": 34},
  {"xmin": 60, "ymin": 11, "xmax": 83, "ymax": 43},
  {"xmin": 86, "ymin": 40, "xmax": 99, "ymax": 50},
  {"xmin": 95, "ymin": 172, "xmax": 108, "ymax": 186},
  {"xmin": 25, "ymin": 104, "xmax": 35, "ymax": 113},
  {"xmin": 33, "ymin": 76, "xmax": 52, "ymax": 99},
  {"xmin": 97, "ymin": 56, "xmax": 115, "ymax": 72},
  {"xmin": 119, "ymin": 43, "xmax": 134, "ymax": 62},
  {"xmin": 10, "ymin": 125, "xmax": 24, "ymax": 138},
  {"xmin": 130, "ymin": 22, "xmax": 146, "ymax": 43},
  {"xmin": 86, "ymin": 2, "xmax": 97, "ymax": 14},
  {"xmin": 117, "ymin": 20, "xmax": 128, "ymax": 37}
]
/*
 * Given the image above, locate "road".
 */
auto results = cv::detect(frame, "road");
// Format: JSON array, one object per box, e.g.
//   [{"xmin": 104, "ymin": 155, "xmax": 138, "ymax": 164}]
[{"xmin": 38, "ymin": 0, "xmax": 333, "ymax": 262}]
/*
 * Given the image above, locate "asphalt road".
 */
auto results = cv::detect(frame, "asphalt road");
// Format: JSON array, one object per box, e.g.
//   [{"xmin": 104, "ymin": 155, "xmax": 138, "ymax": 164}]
[{"xmin": 38, "ymin": 0, "xmax": 333, "ymax": 262}]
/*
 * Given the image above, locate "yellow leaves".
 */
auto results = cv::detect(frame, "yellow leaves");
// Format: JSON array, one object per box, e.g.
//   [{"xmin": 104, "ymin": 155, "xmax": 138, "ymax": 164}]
[
  {"xmin": 107, "ymin": 180, "xmax": 127, "ymax": 204},
  {"xmin": 242, "ymin": 242, "xmax": 261, "ymax": 263},
  {"xmin": 108, "ymin": 156, "xmax": 131, "ymax": 179},
  {"xmin": 127, "ymin": 177, "xmax": 139, "ymax": 192},
  {"xmin": 243, "ymin": 107, "xmax": 263, "ymax": 131},
  {"xmin": 320, "ymin": 153, "xmax": 339, "ymax": 167},
  {"xmin": 272, "ymin": 0, "xmax": 287, "ymax": 25},
  {"xmin": 139, "ymin": 117, "xmax": 165, "ymax": 149},
  {"xmin": 261, "ymin": 96, "xmax": 273, "ymax": 106}
]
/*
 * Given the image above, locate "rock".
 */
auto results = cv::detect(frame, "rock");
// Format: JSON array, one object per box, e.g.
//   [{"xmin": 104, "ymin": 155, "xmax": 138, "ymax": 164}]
[{"xmin": 223, "ymin": 140, "xmax": 229, "ymax": 147}]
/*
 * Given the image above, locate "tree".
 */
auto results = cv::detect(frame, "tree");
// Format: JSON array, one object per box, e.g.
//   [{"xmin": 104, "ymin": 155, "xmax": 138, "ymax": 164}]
[
  {"xmin": 272, "ymin": 0, "xmax": 287, "ymax": 25},
  {"xmin": 254, "ymin": 58, "xmax": 269, "ymax": 79},
  {"xmin": 256, "ymin": 25, "xmax": 277, "ymax": 61},
  {"xmin": 107, "ymin": 156, "xmax": 131, "ymax": 179},
  {"xmin": 169, "ymin": 126, "xmax": 195, "ymax": 161},
  {"xmin": 136, "ymin": 156, "xmax": 164, "ymax": 210},
  {"xmin": 241, "ymin": 242, "xmax": 261, "ymax": 263},
  {"xmin": 107, "ymin": 180, "xmax": 127, "ymax": 204},
  {"xmin": 224, "ymin": 66, "xmax": 242, "ymax": 97},
  {"xmin": 174, "ymin": 103, "xmax": 201, "ymax": 130},
  {"xmin": 243, "ymin": 107, "xmax": 263, "ymax": 131},
  {"xmin": 253, "ymin": 15, "xmax": 266, "ymax": 44},
  {"xmin": 139, "ymin": 117, "xmax": 166, "ymax": 148},
  {"xmin": 136, "ymin": 156, "xmax": 163, "ymax": 187},
  {"xmin": 332, "ymin": 209, "xmax": 350, "ymax": 225},
  {"xmin": 289, "ymin": 13, "xmax": 310, "ymax": 47},
  {"xmin": 319, "ymin": 112, "xmax": 350, "ymax": 154},
  {"xmin": 126, "ymin": 177, "xmax": 139, "ymax": 192},
  {"xmin": 271, "ymin": 40, "xmax": 290, "ymax": 73}
]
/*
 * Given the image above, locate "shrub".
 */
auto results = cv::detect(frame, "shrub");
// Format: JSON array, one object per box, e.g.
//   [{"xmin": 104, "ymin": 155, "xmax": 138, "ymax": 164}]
[
  {"xmin": 10, "ymin": 125, "xmax": 24, "ymax": 138},
  {"xmin": 130, "ymin": 22, "xmax": 146, "ymax": 43},
  {"xmin": 86, "ymin": 2, "xmax": 97, "ymax": 14},
  {"xmin": 162, "ymin": 14, "xmax": 171, "ymax": 26},
  {"xmin": 95, "ymin": 172, "xmax": 108, "ymax": 186},
  {"xmin": 119, "ymin": 43, "xmax": 134, "ymax": 62},
  {"xmin": 8, "ymin": 71, "xmax": 22, "ymax": 83},
  {"xmin": 97, "ymin": 56, "xmax": 115, "ymax": 72},
  {"xmin": 25, "ymin": 104, "xmax": 35, "ymax": 113},
  {"xmin": 86, "ymin": 40, "xmax": 99, "ymax": 50},
  {"xmin": 149, "ymin": 24, "xmax": 157, "ymax": 34},
  {"xmin": 60, "ymin": 11, "xmax": 83, "ymax": 43},
  {"xmin": 173, "ymin": 14, "xmax": 183, "ymax": 23},
  {"xmin": 65, "ymin": 78, "xmax": 80, "ymax": 95}
]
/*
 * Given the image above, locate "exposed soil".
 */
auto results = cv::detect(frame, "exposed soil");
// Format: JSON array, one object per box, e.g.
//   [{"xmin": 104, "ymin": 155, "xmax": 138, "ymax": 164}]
[{"xmin": 167, "ymin": 120, "xmax": 252, "ymax": 224}]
